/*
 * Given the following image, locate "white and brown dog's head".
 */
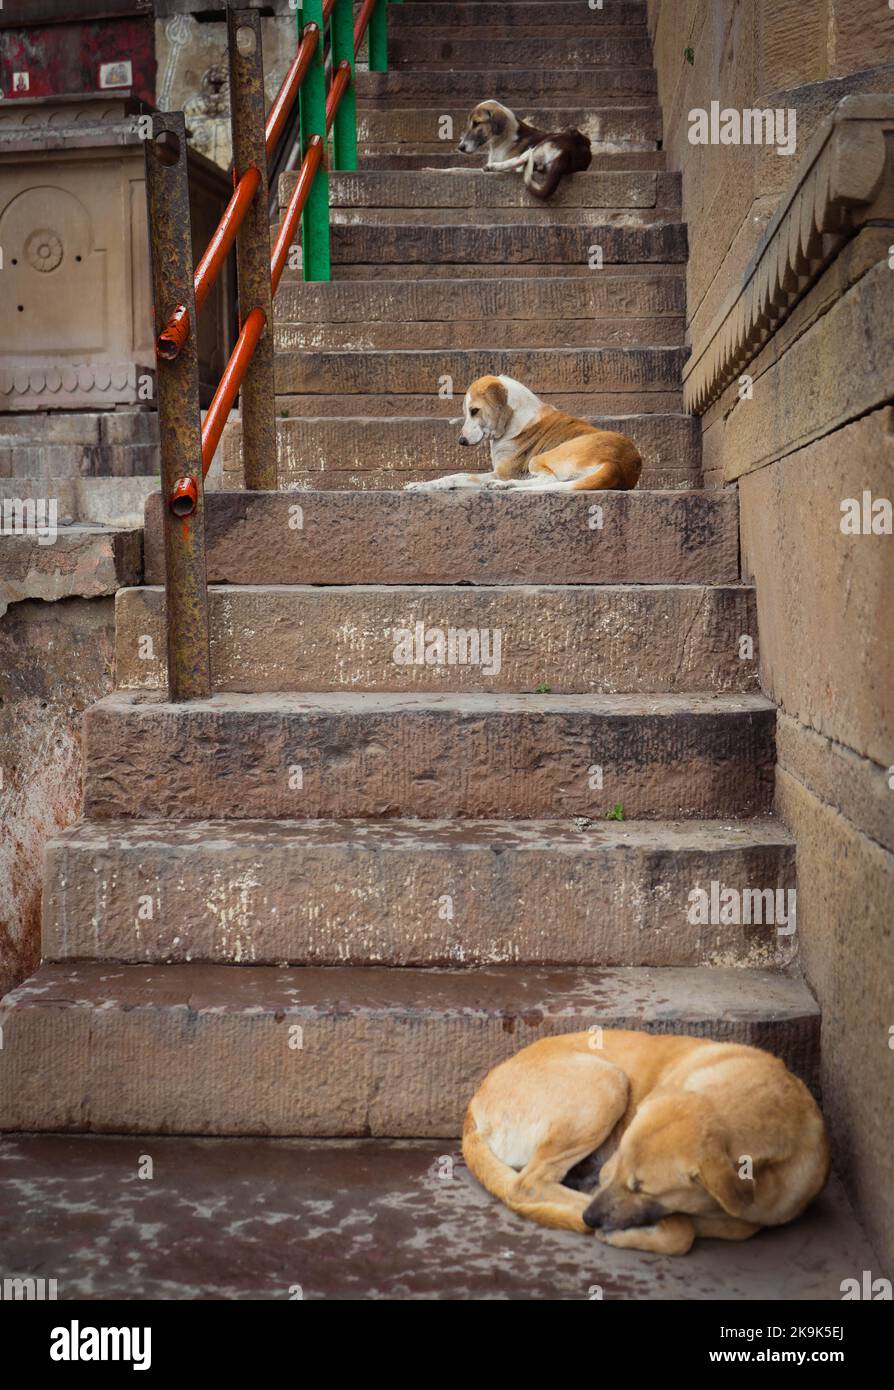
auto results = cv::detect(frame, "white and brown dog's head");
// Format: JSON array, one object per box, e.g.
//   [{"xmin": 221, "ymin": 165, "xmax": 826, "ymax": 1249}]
[
  {"xmin": 458, "ymin": 375, "xmax": 517, "ymax": 446},
  {"xmin": 458, "ymin": 101, "xmax": 517, "ymax": 155}
]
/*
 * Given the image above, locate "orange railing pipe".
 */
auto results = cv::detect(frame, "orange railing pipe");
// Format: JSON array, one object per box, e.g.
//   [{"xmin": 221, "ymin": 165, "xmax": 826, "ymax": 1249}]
[
  {"xmin": 169, "ymin": 1, "xmax": 383, "ymax": 509},
  {"xmin": 325, "ymin": 60, "xmax": 353, "ymax": 133},
  {"xmin": 200, "ymin": 126, "xmax": 326, "ymax": 480},
  {"xmin": 264, "ymin": 23, "xmax": 319, "ymax": 161},
  {"xmin": 354, "ymin": 0, "xmax": 377, "ymax": 55},
  {"xmin": 194, "ymin": 166, "xmax": 260, "ymax": 316},
  {"xmin": 158, "ymin": 23, "xmax": 320, "ymax": 360},
  {"xmin": 200, "ymin": 306, "xmax": 267, "ymax": 475}
]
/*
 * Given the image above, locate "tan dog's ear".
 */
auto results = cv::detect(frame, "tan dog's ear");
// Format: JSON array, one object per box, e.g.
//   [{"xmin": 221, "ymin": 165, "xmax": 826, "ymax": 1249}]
[
  {"xmin": 696, "ymin": 1151, "xmax": 758, "ymax": 1219},
  {"xmin": 481, "ymin": 378, "xmax": 511, "ymax": 436}
]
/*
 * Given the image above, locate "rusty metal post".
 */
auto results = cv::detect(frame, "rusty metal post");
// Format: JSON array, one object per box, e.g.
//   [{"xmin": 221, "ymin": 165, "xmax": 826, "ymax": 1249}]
[
  {"xmin": 228, "ymin": 4, "xmax": 277, "ymax": 489},
  {"xmin": 144, "ymin": 113, "xmax": 212, "ymax": 702}
]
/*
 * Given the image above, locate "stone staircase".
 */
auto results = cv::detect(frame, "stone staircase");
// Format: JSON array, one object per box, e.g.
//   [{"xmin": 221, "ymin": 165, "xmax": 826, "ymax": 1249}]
[{"xmin": 0, "ymin": 0, "xmax": 855, "ymax": 1289}]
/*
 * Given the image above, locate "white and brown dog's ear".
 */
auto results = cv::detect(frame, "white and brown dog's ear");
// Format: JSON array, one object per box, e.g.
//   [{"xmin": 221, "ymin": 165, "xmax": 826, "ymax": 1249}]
[{"xmin": 488, "ymin": 105, "xmax": 507, "ymax": 135}]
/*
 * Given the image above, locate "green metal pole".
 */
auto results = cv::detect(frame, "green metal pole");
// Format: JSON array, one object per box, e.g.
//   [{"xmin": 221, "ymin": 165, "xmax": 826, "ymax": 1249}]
[
  {"xmin": 298, "ymin": 0, "xmax": 330, "ymax": 281},
  {"xmin": 369, "ymin": 0, "xmax": 389, "ymax": 73},
  {"xmin": 330, "ymin": 0, "xmax": 358, "ymax": 171}
]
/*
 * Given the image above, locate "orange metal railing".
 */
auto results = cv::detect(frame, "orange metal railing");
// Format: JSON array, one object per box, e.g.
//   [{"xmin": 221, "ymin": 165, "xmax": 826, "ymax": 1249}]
[
  {"xmin": 158, "ymin": 21, "xmax": 321, "ymax": 364},
  {"xmin": 161, "ymin": 3, "xmax": 375, "ymax": 500},
  {"xmin": 146, "ymin": 0, "xmax": 393, "ymax": 699}
]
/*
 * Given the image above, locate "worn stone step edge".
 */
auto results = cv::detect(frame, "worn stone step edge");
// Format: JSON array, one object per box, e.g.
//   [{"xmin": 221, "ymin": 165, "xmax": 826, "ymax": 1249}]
[
  {"xmin": 0, "ymin": 524, "xmax": 142, "ymax": 617},
  {"xmin": 82, "ymin": 691, "xmax": 777, "ymax": 822},
  {"xmin": 116, "ymin": 583, "xmax": 758, "ymax": 696},
  {"xmin": 356, "ymin": 71, "xmax": 658, "ymax": 101},
  {"xmin": 273, "ymin": 275, "xmax": 686, "ymax": 321},
  {"xmin": 44, "ymin": 816, "xmax": 795, "ymax": 969},
  {"xmin": 271, "ymin": 390, "xmax": 685, "ymax": 413},
  {"xmin": 0, "ymin": 477, "xmax": 158, "ymax": 527},
  {"xmin": 273, "ymin": 318, "xmax": 685, "ymax": 350},
  {"xmin": 144, "ymin": 491, "xmax": 738, "ymax": 588},
  {"xmin": 354, "ymin": 109, "xmax": 661, "ymax": 145},
  {"xmin": 323, "ymin": 225, "xmax": 685, "ymax": 266},
  {"xmin": 224, "ymin": 413, "xmax": 701, "ymax": 476},
  {"xmin": 390, "ymin": 38, "xmax": 653, "ymax": 65},
  {"xmin": 392, "ymin": 2, "xmax": 648, "ymax": 28},
  {"xmin": 357, "ymin": 151, "xmax": 667, "ymax": 171},
  {"xmin": 313, "ymin": 171, "xmax": 680, "ymax": 211},
  {"xmin": 274, "ymin": 347, "xmax": 688, "ymax": 394},
  {"xmin": 0, "ymin": 963, "xmax": 819, "ymax": 1136}
]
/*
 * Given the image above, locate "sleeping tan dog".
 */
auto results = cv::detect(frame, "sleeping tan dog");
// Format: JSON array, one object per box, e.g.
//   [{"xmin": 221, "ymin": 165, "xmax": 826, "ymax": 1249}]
[
  {"xmin": 406, "ymin": 374, "xmax": 642, "ymax": 493},
  {"xmin": 463, "ymin": 1030, "xmax": 830, "ymax": 1255}
]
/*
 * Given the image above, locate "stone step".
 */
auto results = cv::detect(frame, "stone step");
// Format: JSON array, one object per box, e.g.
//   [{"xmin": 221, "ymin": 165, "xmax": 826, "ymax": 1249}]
[
  {"xmin": 393, "ymin": 2, "xmax": 648, "ymax": 29},
  {"xmin": 0, "ymin": 522, "xmax": 142, "ymax": 618},
  {"xmin": 317, "ymin": 170, "xmax": 680, "ymax": 209},
  {"xmin": 241, "ymin": 465, "xmax": 697, "ymax": 490},
  {"xmin": 274, "ymin": 275, "xmax": 684, "ymax": 321},
  {"xmin": 223, "ymin": 405, "xmax": 700, "ymax": 483},
  {"xmin": 321, "ymin": 220, "xmax": 686, "ymax": 266},
  {"xmin": 0, "ymin": 476, "xmax": 157, "ymax": 527},
  {"xmin": 273, "ymin": 389, "xmax": 684, "ymax": 413},
  {"xmin": 0, "ymin": 962, "xmax": 818, "ymax": 1136},
  {"xmin": 222, "ymin": 412, "xmax": 701, "ymax": 490},
  {"xmin": 329, "ymin": 207, "xmax": 675, "ymax": 227},
  {"xmin": 356, "ymin": 67, "xmax": 658, "ymax": 102},
  {"xmin": 0, "ymin": 408, "xmax": 158, "ymax": 478},
  {"xmin": 145, "ymin": 491, "xmax": 736, "ymax": 587},
  {"xmin": 359, "ymin": 140, "xmax": 656, "ymax": 159},
  {"xmin": 2, "ymin": 1133, "xmax": 871, "ymax": 1301},
  {"xmin": 355, "ymin": 106, "xmax": 660, "ymax": 148},
  {"xmin": 117, "ymin": 583, "xmax": 758, "ymax": 696},
  {"xmin": 274, "ymin": 346, "xmax": 686, "ymax": 395},
  {"xmin": 390, "ymin": 36, "xmax": 653, "ymax": 68},
  {"xmin": 43, "ymin": 816, "xmax": 794, "ymax": 969},
  {"xmin": 356, "ymin": 150, "xmax": 667, "ymax": 171},
  {"xmin": 283, "ymin": 259, "xmax": 684, "ymax": 283},
  {"xmin": 275, "ymin": 318, "xmax": 683, "ymax": 349},
  {"xmin": 82, "ymin": 691, "xmax": 776, "ymax": 821}
]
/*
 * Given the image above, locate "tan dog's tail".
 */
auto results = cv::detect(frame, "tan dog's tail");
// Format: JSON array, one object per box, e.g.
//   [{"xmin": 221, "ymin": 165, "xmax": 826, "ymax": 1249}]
[{"xmin": 462, "ymin": 1110, "xmax": 590, "ymax": 1233}]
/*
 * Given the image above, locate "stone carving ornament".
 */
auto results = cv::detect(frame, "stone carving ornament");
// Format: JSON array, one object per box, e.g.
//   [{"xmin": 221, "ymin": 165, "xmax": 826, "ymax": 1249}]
[{"xmin": 25, "ymin": 228, "xmax": 63, "ymax": 272}]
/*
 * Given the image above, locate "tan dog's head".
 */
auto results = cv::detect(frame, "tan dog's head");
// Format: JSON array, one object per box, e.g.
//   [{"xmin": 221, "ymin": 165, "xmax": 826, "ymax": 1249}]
[
  {"xmin": 582, "ymin": 1093, "xmax": 757, "ymax": 1233},
  {"xmin": 458, "ymin": 101, "xmax": 514, "ymax": 154},
  {"xmin": 459, "ymin": 375, "xmax": 513, "ymax": 447}
]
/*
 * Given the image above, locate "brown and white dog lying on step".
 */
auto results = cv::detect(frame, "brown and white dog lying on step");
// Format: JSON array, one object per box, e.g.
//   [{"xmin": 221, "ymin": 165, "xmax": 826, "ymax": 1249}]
[
  {"xmin": 458, "ymin": 100, "xmax": 592, "ymax": 198},
  {"xmin": 463, "ymin": 1030, "xmax": 830, "ymax": 1254},
  {"xmin": 405, "ymin": 374, "xmax": 642, "ymax": 493}
]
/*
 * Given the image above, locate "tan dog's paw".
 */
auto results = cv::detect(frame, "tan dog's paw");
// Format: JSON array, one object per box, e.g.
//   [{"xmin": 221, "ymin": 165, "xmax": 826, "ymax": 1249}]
[{"xmin": 596, "ymin": 1215, "xmax": 695, "ymax": 1256}]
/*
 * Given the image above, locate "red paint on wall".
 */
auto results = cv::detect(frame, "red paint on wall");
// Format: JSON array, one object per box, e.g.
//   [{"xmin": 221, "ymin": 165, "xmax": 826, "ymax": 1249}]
[{"xmin": 0, "ymin": 18, "xmax": 155, "ymax": 104}]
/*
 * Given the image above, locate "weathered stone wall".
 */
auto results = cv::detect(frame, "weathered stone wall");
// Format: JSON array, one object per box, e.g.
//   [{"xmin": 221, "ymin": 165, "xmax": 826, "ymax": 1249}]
[
  {"xmin": 649, "ymin": 0, "xmax": 894, "ymax": 343},
  {"xmin": 155, "ymin": 11, "xmax": 298, "ymax": 169},
  {"xmin": 0, "ymin": 597, "xmax": 116, "ymax": 1001},
  {"xmin": 648, "ymin": 0, "xmax": 894, "ymax": 1270}
]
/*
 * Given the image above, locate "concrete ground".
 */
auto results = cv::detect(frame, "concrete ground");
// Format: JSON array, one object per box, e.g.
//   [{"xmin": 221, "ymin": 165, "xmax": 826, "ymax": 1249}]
[{"xmin": 0, "ymin": 1135, "xmax": 876, "ymax": 1301}]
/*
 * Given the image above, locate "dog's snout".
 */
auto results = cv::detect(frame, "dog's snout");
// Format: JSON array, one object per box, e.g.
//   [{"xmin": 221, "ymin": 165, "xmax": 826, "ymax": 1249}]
[
  {"xmin": 583, "ymin": 1187, "xmax": 665, "ymax": 1234},
  {"xmin": 458, "ymin": 435, "xmax": 470, "ymax": 446},
  {"xmin": 582, "ymin": 1202, "xmax": 603, "ymax": 1230}
]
